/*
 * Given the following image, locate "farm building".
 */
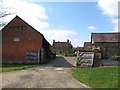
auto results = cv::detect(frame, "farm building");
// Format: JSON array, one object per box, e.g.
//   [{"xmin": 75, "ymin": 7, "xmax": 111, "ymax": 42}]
[
  {"xmin": 74, "ymin": 47, "xmax": 84, "ymax": 52},
  {"xmin": 91, "ymin": 33, "xmax": 120, "ymax": 59},
  {"xmin": 83, "ymin": 42, "xmax": 92, "ymax": 51},
  {"xmin": 52, "ymin": 39, "xmax": 73, "ymax": 54},
  {"xmin": 2, "ymin": 15, "xmax": 53, "ymax": 64},
  {"xmin": 74, "ymin": 42, "xmax": 92, "ymax": 52}
]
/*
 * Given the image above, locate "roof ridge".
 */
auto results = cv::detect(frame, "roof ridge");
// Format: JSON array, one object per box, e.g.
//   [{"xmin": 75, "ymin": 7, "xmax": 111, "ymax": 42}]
[
  {"xmin": 92, "ymin": 33, "xmax": 119, "ymax": 43},
  {"xmin": 1, "ymin": 15, "xmax": 51, "ymax": 46},
  {"xmin": 92, "ymin": 32, "xmax": 120, "ymax": 34}
]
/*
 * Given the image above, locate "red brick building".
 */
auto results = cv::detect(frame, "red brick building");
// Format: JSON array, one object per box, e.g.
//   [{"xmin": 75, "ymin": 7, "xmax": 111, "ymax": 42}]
[{"xmin": 2, "ymin": 15, "xmax": 52, "ymax": 63}]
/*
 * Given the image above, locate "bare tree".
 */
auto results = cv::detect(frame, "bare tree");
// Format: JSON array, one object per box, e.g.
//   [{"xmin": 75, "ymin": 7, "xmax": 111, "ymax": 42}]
[
  {"xmin": 0, "ymin": 11, "xmax": 12, "ymax": 27},
  {"xmin": 0, "ymin": 0, "xmax": 14, "ymax": 27},
  {"xmin": 0, "ymin": 11, "xmax": 12, "ymax": 18}
]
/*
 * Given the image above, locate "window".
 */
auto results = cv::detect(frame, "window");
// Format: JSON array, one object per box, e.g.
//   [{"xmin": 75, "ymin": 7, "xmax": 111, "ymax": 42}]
[{"xmin": 14, "ymin": 37, "xmax": 20, "ymax": 42}]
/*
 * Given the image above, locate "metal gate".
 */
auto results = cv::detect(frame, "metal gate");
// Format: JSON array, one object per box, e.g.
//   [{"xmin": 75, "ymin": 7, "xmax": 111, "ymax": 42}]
[
  {"xmin": 76, "ymin": 52, "xmax": 94, "ymax": 67},
  {"xmin": 25, "ymin": 51, "xmax": 40, "ymax": 64}
]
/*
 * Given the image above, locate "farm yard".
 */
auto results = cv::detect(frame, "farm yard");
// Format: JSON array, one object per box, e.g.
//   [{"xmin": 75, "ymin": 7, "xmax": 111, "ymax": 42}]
[
  {"xmin": 1, "ymin": 17, "xmax": 119, "ymax": 89},
  {"xmin": 0, "ymin": 1, "xmax": 119, "ymax": 89},
  {"xmin": 1, "ymin": 56, "xmax": 119, "ymax": 89},
  {"xmin": 1, "ymin": 56, "xmax": 90, "ymax": 88}
]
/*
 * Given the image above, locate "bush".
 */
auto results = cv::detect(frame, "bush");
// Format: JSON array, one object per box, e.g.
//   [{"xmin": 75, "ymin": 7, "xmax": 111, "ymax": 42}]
[{"xmin": 110, "ymin": 55, "xmax": 120, "ymax": 61}]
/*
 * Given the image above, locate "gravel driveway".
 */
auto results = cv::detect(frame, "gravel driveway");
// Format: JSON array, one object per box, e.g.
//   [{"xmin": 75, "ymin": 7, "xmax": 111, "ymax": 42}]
[{"xmin": 1, "ymin": 56, "xmax": 90, "ymax": 88}]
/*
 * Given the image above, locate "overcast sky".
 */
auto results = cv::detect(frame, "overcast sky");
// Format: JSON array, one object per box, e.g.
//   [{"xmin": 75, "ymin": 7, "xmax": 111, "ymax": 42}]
[{"xmin": 0, "ymin": 0, "xmax": 119, "ymax": 47}]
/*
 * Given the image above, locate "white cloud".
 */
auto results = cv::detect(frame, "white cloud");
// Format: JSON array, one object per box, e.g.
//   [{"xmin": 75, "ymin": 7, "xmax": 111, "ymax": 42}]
[
  {"xmin": 71, "ymin": 39, "xmax": 83, "ymax": 47},
  {"xmin": 88, "ymin": 26, "xmax": 95, "ymax": 30},
  {"xmin": 98, "ymin": 0, "xmax": 120, "ymax": 32},
  {"xmin": 98, "ymin": 0, "xmax": 119, "ymax": 17},
  {"xmin": 1, "ymin": 0, "xmax": 49, "ymax": 30},
  {"xmin": 111, "ymin": 19, "xmax": 118, "ymax": 32},
  {"xmin": 1, "ymin": 0, "xmax": 79, "ymax": 47},
  {"xmin": 41, "ymin": 29, "xmax": 78, "ymax": 46}
]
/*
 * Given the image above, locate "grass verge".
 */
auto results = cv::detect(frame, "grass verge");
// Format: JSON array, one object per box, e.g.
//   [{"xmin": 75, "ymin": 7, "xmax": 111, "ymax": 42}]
[
  {"xmin": 57, "ymin": 53, "xmax": 76, "ymax": 57},
  {"xmin": 71, "ymin": 66, "xmax": 119, "ymax": 89},
  {"xmin": 0, "ymin": 64, "xmax": 38, "ymax": 72}
]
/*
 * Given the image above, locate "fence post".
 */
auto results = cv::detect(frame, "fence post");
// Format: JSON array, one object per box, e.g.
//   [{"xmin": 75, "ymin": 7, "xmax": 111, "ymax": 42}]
[{"xmin": 38, "ymin": 50, "xmax": 40, "ymax": 65}]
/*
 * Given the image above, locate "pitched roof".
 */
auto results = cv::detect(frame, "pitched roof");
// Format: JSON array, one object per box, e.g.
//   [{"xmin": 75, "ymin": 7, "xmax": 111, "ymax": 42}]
[
  {"xmin": 91, "ymin": 33, "xmax": 120, "ymax": 43},
  {"xmin": 53, "ymin": 42, "xmax": 72, "ymax": 47},
  {"xmin": 75, "ymin": 47, "xmax": 84, "ymax": 51},
  {"xmin": 84, "ymin": 42, "xmax": 92, "ymax": 47},
  {"xmin": 1, "ymin": 15, "xmax": 51, "ymax": 46},
  {"xmin": 2, "ymin": 15, "xmax": 44, "ymax": 37}
]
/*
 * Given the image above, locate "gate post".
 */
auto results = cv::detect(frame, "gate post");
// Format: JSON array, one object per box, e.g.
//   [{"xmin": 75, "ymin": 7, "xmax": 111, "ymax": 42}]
[
  {"xmin": 38, "ymin": 49, "xmax": 41, "ymax": 65},
  {"xmin": 93, "ymin": 47, "xmax": 103, "ymax": 67}
]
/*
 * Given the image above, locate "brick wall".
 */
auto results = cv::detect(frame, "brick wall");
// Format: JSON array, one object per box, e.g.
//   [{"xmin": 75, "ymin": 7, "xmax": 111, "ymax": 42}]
[{"xmin": 2, "ymin": 16, "xmax": 43, "ymax": 63}]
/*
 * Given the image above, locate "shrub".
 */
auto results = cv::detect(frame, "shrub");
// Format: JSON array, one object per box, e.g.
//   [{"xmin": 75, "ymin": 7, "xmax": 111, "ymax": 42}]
[{"xmin": 110, "ymin": 55, "xmax": 120, "ymax": 61}]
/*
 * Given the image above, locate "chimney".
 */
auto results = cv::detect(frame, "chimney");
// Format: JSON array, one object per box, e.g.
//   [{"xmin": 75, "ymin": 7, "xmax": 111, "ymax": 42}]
[
  {"xmin": 53, "ymin": 40, "xmax": 55, "ymax": 43},
  {"xmin": 67, "ymin": 39, "xmax": 69, "ymax": 43}
]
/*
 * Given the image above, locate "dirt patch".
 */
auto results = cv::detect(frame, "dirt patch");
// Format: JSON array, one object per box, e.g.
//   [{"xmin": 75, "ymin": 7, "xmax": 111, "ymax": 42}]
[{"xmin": 1, "ymin": 56, "xmax": 90, "ymax": 88}]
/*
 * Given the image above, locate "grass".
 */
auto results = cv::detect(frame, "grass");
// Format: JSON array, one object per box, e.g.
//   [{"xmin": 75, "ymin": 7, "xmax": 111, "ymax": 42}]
[
  {"xmin": 57, "ymin": 54, "xmax": 66, "ymax": 56},
  {"xmin": 57, "ymin": 53, "xmax": 76, "ymax": 57},
  {"xmin": 0, "ymin": 58, "xmax": 55, "ymax": 72},
  {"xmin": 0, "ymin": 64, "xmax": 38, "ymax": 72},
  {"xmin": 71, "ymin": 66, "xmax": 119, "ymax": 89}
]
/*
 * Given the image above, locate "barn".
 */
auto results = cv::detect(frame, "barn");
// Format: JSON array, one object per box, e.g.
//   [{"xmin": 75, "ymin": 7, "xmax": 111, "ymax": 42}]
[
  {"xmin": 91, "ymin": 33, "xmax": 120, "ymax": 59},
  {"xmin": 1, "ymin": 15, "xmax": 52, "ymax": 64}
]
